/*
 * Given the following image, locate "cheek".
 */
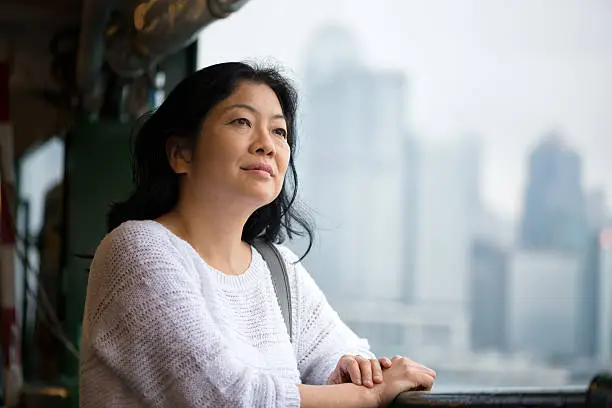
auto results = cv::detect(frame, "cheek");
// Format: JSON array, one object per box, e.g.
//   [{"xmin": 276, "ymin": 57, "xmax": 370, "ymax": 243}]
[
  {"xmin": 277, "ymin": 146, "xmax": 291, "ymax": 174},
  {"xmin": 193, "ymin": 140, "xmax": 232, "ymax": 176},
  {"xmin": 189, "ymin": 154, "xmax": 227, "ymax": 186},
  {"xmin": 274, "ymin": 148, "xmax": 290, "ymax": 192}
]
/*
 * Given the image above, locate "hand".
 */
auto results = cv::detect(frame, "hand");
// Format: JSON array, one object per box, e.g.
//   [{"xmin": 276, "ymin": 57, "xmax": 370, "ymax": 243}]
[
  {"xmin": 328, "ymin": 355, "xmax": 393, "ymax": 388},
  {"xmin": 373, "ymin": 355, "xmax": 436, "ymax": 407}
]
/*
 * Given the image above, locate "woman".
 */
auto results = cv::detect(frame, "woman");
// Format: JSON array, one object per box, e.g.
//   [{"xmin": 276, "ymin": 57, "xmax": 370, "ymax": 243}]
[{"xmin": 79, "ymin": 62, "xmax": 436, "ymax": 407}]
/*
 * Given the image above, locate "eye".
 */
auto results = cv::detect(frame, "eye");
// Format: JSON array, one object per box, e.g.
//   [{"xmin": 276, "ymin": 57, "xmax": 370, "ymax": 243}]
[
  {"xmin": 231, "ymin": 118, "xmax": 252, "ymax": 127},
  {"xmin": 273, "ymin": 128, "xmax": 288, "ymax": 139}
]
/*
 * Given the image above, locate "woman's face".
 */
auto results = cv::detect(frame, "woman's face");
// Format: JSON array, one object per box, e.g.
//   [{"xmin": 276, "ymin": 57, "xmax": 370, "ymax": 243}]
[{"xmin": 171, "ymin": 81, "xmax": 291, "ymax": 209}]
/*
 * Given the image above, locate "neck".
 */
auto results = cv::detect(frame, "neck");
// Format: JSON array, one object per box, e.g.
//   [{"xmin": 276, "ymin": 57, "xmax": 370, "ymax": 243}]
[{"xmin": 161, "ymin": 190, "xmax": 256, "ymax": 275}]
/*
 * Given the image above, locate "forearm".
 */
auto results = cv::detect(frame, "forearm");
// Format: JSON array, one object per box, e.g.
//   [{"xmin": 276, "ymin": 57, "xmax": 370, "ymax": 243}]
[{"xmin": 298, "ymin": 383, "xmax": 379, "ymax": 408}]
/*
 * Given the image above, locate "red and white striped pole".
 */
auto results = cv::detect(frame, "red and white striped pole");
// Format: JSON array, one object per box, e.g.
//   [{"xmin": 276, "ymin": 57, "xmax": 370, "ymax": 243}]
[{"xmin": 0, "ymin": 48, "xmax": 22, "ymax": 407}]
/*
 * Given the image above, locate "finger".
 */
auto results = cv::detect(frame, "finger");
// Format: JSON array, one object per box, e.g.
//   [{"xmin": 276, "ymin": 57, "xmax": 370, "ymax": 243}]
[
  {"xmin": 378, "ymin": 357, "xmax": 392, "ymax": 368},
  {"xmin": 411, "ymin": 361, "xmax": 429, "ymax": 370},
  {"xmin": 393, "ymin": 356, "xmax": 431, "ymax": 372},
  {"xmin": 409, "ymin": 362, "xmax": 436, "ymax": 380},
  {"xmin": 357, "ymin": 356, "xmax": 374, "ymax": 387},
  {"xmin": 327, "ymin": 370, "xmax": 338, "ymax": 385},
  {"xmin": 343, "ymin": 357, "xmax": 362, "ymax": 385},
  {"xmin": 416, "ymin": 371, "xmax": 436, "ymax": 391},
  {"xmin": 337, "ymin": 355, "xmax": 356, "ymax": 383},
  {"xmin": 426, "ymin": 367, "xmax": 437, "ymax": 379},
  {"xmin": 403, "ymin": 366, "xmax": 436, "ymax": 391},
  {"xmin": 392, "ymin": 356, "xmax": 436, "ymax": 378},
  {"xmin": 410, "ymin": 362, "xmax": 436, "ymax": 379},
  {"xmin": 371, "ymin": 359, "xmax": 383, "ymax": 384}
]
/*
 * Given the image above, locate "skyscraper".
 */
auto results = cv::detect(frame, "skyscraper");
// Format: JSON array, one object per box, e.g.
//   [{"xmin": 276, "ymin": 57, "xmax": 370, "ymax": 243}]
[
  {"xmin": 597, "ymin": 228, "xmax": 612, "ymax": 363},
  {"xmin": 577, "ymin": 189, "xmax": 608, "ymax": 359},
  {"xmin": 519, "ymin": 135, "xmax": 587, "ymax": 253},
  {"xmin": 508, "ymin": 251, "xmax": 582, "ymax": 360},
  {"xmin": 578, "ymin": 232, "xmax": 601, "ymax": 359},
  {"xmin": 298, "ymin": 25, "xmax": 408, "ymax": 301},
  {"xmin": 470, "ymin": 239, "xmax": 508, "ymax": 352},
  {"xmin": 413, "ymin": 138, "xmax": 481, "ymax": 311},
  {"xmin": 515, "ymin": 134, "xmax": 604, "ymax": 361},
  {"xmin": 402, "ymin": 136, "xmax": 420, "ymax": 304}
]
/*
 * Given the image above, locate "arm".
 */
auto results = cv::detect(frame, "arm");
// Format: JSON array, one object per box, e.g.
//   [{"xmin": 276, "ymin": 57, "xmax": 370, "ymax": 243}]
[
  {"xmin": 298, "ymin": 384, "xmax": 378, "ymax": 408},
  {"xmin": 277, "ymin": 247, "xmax": 376, "ymax": 385},
  {"xmin": 81, "ymin": 228, "xmax": 300, "ymax": 408}
]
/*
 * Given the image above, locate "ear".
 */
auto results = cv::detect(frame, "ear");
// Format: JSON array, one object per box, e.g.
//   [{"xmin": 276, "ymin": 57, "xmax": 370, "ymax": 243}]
[{"xmin": 166, "ymin": 137, "xmax": 193, "ymax": 175}]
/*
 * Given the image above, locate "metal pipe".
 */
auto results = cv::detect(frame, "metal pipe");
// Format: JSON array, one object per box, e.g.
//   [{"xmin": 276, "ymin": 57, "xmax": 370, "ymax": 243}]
[
  {"xmin": 75, "ymin": 0, "xmax": 114, "ymax": 98},
  {"xmin": 106, "ymin": 0, "xmax": 252, "ymax": 77},
  {"xmin": 76, "ymin": 0, "xmax": 251, "ymax": 105}
]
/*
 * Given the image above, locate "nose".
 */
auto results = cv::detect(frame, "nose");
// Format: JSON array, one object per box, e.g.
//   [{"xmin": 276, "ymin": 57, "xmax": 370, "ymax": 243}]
[{"xmin": 250, "ymin": 126, "xmax": 276, "ymax": 156}]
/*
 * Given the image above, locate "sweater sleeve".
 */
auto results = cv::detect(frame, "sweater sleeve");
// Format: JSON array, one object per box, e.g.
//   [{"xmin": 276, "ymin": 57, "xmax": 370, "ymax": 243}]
[
  {"xmin": 80, "ymin": 225, "xmax": 300, "ymax": 408},
  {"xmin": 276, "ymin": 247, "xmax": 376, "ymax": 386}
]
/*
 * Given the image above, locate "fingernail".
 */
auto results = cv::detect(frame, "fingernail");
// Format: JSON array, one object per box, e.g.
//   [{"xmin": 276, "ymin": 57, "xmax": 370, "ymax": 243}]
[
  {"xmin": 364, "ymin": 380, "xmax": 372, "ymax": 387},
  {"xmin": 374, "ymin": 375, "xmax": 381, "ymax": 382},
  {"xmin": 356, "ymin": 379, "xmax": 361, "ymax": 385}
]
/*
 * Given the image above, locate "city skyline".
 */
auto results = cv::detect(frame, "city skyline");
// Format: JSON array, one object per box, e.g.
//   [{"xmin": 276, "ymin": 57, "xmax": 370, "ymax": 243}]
[{"xmin": 198, "ymin": 0, "xmax": 612, "ymax": 220}]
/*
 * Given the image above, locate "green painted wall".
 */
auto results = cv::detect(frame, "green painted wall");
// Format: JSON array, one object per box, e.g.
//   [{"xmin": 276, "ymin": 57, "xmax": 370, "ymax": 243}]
[{"xmin": 61, "ymin": 118, "xmax": 134, "ymax": 404}]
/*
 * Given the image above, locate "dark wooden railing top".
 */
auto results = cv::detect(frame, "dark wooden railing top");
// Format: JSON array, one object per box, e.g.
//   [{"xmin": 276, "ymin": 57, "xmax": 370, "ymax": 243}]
[{"xmin": 392, "ymin": 372, "xmax": 611, "ymax": 408}]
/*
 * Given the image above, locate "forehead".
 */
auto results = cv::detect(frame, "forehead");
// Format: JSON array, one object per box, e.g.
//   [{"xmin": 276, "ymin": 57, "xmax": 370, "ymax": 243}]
[{"xmin": 218, "ymin": 81, "xmax": 284, "ymax": 114}]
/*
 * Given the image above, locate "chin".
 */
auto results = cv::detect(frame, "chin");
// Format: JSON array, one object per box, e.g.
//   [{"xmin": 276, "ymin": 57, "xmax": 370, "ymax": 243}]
[{"xmin": 242, "ymin": 187, "xmax": 279, "ymax": 207}]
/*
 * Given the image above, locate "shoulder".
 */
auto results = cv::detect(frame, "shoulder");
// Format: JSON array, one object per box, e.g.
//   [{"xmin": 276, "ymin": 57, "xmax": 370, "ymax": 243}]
[
  {"xmin": 93, "ymin": 220, "xmax": 188, "ymax": 273},
  {"xmin": 84, "ymin": 221, "xmax": 201, "ymax": 338},
  {"xmin": 102, "ymin": 219, "xmax": 172, "ymax": 247}
]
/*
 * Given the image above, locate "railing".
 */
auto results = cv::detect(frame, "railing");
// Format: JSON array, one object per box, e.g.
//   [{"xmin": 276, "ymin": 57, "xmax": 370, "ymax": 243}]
[{"xmin": 392, "ymin": 373, "xmax": 611, "ymax": 408}]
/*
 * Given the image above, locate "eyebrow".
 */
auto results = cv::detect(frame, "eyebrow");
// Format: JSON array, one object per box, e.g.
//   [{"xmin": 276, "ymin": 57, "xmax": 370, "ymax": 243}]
[{"xmin": 224, "ymin": 104, "xmax": 285, "ymax": 121}]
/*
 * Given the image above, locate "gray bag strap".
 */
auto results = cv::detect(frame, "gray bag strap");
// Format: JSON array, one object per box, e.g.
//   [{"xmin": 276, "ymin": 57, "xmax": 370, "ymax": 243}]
[{"xmin": 252, "ymin": 239, "xmax": 293, "ymax": 343}]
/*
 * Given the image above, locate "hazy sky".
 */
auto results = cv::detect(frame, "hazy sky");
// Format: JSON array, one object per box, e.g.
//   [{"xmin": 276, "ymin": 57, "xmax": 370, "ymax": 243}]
[{"xmin": 198, "ymin": 0, "xmax": 612, "ymax": 220}]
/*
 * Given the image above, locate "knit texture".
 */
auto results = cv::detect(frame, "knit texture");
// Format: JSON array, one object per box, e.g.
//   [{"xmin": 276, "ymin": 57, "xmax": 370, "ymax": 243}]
[{"xmin": 80, "ymin": 220, "xmax": 374, "ymax": 407}]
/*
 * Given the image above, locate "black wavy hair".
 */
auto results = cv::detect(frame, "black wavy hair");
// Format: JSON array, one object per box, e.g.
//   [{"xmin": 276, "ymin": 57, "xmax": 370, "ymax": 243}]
[{"xmin": 107, "ymin": 62, "xmax": 314, "ymax": 258}]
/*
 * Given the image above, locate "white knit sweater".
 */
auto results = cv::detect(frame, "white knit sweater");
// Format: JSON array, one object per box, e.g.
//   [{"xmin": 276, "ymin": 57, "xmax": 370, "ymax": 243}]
[{"xmin": 79, "ymin": 220, "xmax": 374, "ymax": 407}]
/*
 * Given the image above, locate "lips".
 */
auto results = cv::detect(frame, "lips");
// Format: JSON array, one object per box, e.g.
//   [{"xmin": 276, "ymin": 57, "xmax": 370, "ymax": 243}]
[{"xmin": 241, "ymin": 163, "xmax": 274, "ymax": 177}]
